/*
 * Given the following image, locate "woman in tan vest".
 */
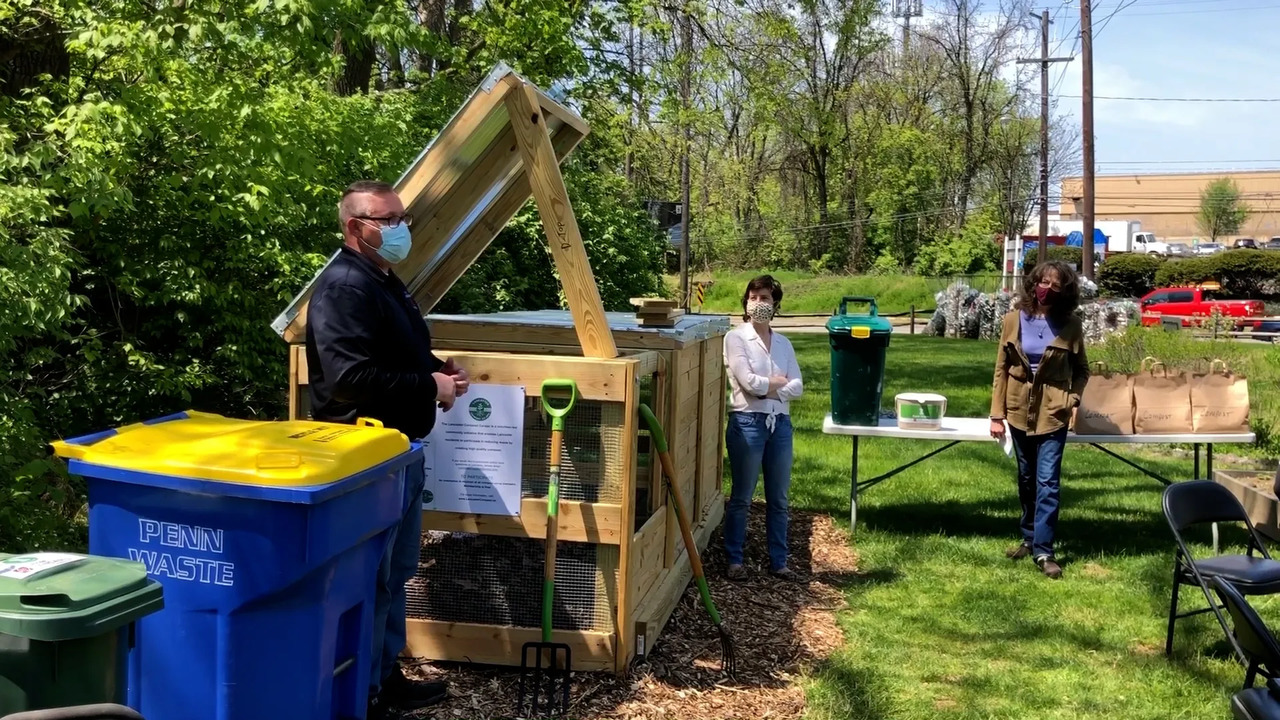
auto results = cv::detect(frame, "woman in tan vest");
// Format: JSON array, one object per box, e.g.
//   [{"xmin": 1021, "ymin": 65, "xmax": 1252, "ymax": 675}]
[{"xmin": 989, "ymin": 260, "xmax": 1091, "ymax": 579}]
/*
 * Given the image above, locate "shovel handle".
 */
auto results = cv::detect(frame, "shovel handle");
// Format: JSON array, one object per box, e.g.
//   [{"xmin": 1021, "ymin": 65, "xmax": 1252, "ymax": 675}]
[{"xmin": 543, "ymin": 426, "xmax": 563, "ymax": 642}]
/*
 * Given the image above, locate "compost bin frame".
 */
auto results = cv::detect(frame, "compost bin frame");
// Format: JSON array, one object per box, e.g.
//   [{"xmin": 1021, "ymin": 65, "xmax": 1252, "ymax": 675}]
[{"xmin": 274, "ymin": 64, "xmax": 727, "ymax": 674}]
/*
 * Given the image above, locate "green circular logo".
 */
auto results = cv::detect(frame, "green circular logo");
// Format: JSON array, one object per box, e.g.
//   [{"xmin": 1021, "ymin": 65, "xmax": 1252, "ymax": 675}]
[
  {"xmin": 421, "ymin": 489, "xmax": 434, "ymax": 504},
  {"xmin": 469, "ymin": 397, "xmax": 492, "ymax": 422}
]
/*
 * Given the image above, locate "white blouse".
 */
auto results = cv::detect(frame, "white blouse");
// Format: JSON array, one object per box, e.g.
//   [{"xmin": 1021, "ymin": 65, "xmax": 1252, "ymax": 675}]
[{"xmin": 723, "ymin": 322, "xmax": 804, "ymax": 417}]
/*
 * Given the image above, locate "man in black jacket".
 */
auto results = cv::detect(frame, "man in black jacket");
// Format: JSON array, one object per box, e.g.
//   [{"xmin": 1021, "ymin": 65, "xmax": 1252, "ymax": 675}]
[{"xmin": 306, "ymin": 180, "xmax": 468, "ymax": 718}]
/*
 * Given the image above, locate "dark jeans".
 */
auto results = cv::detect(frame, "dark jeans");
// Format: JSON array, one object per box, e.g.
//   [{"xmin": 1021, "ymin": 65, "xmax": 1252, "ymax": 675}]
[
  {"xmin": 1009, "ymin": 425, "xmax": 1067, "ymax": 559},
  {"xmin": 724, "ymin": 412, "xmax": 794, "ymax": 571},
  {"xmin": 369, "ymin": 454, "xmax": 426, "ymax": 697}
]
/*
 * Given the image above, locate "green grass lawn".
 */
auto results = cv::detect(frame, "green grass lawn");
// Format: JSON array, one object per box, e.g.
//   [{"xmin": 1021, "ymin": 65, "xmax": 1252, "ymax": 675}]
[
  {"xmin": 764, "ymin": 333, "xmax": 1276, "ymax": 719},
  {"xmin": 664, "ymin": 271, "xmax": 944, "ymax": 316}
]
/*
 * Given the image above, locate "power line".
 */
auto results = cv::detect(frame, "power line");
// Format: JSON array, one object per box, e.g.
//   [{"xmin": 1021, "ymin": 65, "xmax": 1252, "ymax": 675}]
[
  {"xmin": 1052, "ymin": 94, "xmax": 1280, "ymax": 102},
  {"xmin": 1120, "ymin": 2, "xmax": 1280, "ymax": 15}
]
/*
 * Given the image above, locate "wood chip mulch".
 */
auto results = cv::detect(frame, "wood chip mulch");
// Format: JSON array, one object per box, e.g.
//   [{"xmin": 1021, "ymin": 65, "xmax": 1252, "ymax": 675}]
[{"xmin": 402, "ymin": 504, "xmax": 859, "ymax": 720}]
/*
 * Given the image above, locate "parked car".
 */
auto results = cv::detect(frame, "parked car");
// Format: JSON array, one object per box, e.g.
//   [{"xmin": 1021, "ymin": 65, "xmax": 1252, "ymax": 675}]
[
  {"xmin": 1266, "ymin": 237, "xmax": 1280, "ymax": 250},
  {"xmin": 1195, "ymin": 242, "xmax": 1225, "ymax": 255},
  {"xmin": 1166, "ymin": 242, "xmax": 1192, "ymax": 256},
  {"xmin": 1234, "ymin": 238, "xmax": 1258, "ymax": 249},
  {"xmin": 1139, "ymin": 284, "xmax": 1265, "ymax": 328},
  {"xmin": 1253, "ymin": 318, "xmax": 1280, "ymax": 342}
]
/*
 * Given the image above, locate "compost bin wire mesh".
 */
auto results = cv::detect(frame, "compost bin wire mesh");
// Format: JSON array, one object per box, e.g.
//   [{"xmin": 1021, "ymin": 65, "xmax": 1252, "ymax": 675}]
[
  {"xmin": 408, "ymin": 531, "xmax": 619, "ymax": 633},
  {"xmin": 522, "ymin": 397, "xmax": 625, "ymax": 504}
]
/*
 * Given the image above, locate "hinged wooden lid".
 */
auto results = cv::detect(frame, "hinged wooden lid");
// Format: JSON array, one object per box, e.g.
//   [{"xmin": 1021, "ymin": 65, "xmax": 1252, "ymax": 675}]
[{"xmin": 271, "ymin": 63, "xmax": 617, "ymax": 358}]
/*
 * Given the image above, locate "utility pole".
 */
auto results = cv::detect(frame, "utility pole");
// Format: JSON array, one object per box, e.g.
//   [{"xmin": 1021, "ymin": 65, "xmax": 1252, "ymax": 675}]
[
  {"xmin": 1017, "ymin": 10, "xmax": 1072, "ymax": 265},
  {"xmin": 1081, "ymin": 0, "xmax": 1096, "ymax": 279},
  {"xmin": 679, "ymin": 4, "xmax": 692, "ymax": 310}
]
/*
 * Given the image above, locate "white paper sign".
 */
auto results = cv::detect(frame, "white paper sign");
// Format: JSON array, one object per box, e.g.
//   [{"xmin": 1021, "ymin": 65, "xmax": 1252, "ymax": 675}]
[
  {"xmin": 0, "ymin": 553, "xmax": 86, "ymax": 580},
  {"xmin": 421, "ymin": 384, "xmax": 526, "ymax": 516}
]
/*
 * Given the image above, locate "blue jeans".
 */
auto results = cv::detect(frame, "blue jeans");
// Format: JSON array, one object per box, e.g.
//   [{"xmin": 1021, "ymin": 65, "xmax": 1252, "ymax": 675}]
[
  {"xmin": 369, "ymin": 456, "xmax": 425, "ymax": 697},
  {"xmin": 1009, "ymin": 426, "xmax": 1067, "ymax": 559},
  {"xmin": 724, "ymin": 412, "xmax": 794, "ymax": 571}
]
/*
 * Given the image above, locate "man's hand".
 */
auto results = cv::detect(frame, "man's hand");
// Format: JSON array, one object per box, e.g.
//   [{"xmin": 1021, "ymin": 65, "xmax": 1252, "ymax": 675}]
[
  {"xmin": 990, "ymin": 418, "xmax": 1006, "ymax": 441},
  {"xmin": 433, "ymin": 372, "xmax": 457, "ymax": 411},
  {"xmin": 442, "ymin": 357, "xmax": 470, "ymax": 397}
]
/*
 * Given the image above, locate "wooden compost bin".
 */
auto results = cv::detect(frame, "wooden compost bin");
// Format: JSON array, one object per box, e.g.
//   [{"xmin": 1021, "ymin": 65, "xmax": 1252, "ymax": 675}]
[
  {"xmin": 419, "ymin": 310, "xmax": 730, "ymax": 670},
  {"xmin": 273, "ymin": 65, "xmax": 730, "ymax": 674}
]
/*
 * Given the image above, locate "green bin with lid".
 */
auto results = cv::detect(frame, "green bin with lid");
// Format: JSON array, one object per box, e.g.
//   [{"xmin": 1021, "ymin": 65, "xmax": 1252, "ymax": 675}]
[
  {"xmin": 0, "ymin": 552, "xmax": 163, "ymax": 715},
  {"xmin": 826, "ymin": 296, "xmax": 893, "ymax": 426}
]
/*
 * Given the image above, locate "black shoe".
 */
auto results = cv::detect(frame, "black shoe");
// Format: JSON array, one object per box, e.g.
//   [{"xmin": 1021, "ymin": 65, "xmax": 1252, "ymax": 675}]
[
  {"xmin": 379, "ymin": 667, "xmax": 449, "ymax": 710},
  {"xmin": 1005, "ymin": 543, "xmax": 1032, "ymax": 560},
  {"xmin": 367, "ymin": 694, "xmax": 395, "ymax": 720}
]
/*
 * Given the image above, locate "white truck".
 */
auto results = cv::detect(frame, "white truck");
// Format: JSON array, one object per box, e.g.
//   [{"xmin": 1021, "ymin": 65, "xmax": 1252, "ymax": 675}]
[{"xmin": 1045, "ymin": 219, "xmax": 1169, "ymax": 255}]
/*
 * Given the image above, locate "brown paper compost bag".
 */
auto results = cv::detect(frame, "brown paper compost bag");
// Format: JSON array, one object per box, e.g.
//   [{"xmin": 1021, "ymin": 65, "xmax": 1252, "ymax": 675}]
[
  {"xmin": 1133, "ymin": 358, "xmax": 1193, "ymax": 434},
  {"xmin": 1191, "ymin": 359, "xmax": 1250, "ymax": 433},
  {"xmin": 1074, "ymin": 362, "xmax": 1135, "ymax": 435}
]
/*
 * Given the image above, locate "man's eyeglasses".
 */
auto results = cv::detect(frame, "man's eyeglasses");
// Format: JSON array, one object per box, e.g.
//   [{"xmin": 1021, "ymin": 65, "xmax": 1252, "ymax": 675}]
[{"xmin": 355, "ymin": 214, "xmax": 414, "ymax": 229}]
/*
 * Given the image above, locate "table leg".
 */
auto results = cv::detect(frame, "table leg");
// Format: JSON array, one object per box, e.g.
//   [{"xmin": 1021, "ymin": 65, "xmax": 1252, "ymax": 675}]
[
  {"xmin": 1194, "ymin": 443, "xmax": 1201, "ymax": 480},
  {"xmin": 850, "ymin": 436, "xmax": 860, "ymax": 533},
  {"xmin": 1208, "ymin": 443, "xmax": 1214, "ymax": 479}
]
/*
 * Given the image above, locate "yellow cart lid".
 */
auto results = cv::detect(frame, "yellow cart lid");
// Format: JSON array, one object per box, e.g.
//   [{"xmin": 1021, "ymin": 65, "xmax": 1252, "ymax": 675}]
[{"xmin": 51, "ymin": 411, "xmax": 411, "ymax": 488}]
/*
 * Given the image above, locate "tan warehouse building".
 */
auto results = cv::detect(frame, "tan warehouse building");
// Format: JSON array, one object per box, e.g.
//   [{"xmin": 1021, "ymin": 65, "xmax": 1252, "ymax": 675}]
[{"xmin": 1059, "ymin": 170, "xmax": 1280, "ymax": 243}]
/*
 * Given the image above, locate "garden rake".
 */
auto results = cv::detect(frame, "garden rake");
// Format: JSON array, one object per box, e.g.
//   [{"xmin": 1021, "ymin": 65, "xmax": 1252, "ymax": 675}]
[
  {"xmin": 519, "ymin": 379, "xmax": 578, "ymax": 717},
  {"xmin": 638, "ymin": 403, "xmax": 737, "ymax": 677}
]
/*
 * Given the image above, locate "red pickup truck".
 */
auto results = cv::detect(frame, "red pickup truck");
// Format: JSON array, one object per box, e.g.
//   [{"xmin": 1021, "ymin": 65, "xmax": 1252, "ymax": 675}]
[{"xmin": 1139, "ymin": 285, "xmax": 1265, "ymax": 327}]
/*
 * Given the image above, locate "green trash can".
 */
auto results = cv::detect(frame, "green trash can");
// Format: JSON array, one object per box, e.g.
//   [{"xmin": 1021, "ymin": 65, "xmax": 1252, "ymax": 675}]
[
  {"xmin": 826, "ymin": 296, "xmax": 893, "ymax": 426},
  {"xmin": 0, "ymin": 552, "xmax": 163, "ymax": 716}
]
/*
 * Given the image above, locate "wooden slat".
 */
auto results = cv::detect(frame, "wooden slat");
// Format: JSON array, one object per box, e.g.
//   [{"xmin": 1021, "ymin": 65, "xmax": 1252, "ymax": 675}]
[
  {"xmin": 505, "ymin": 79, "xmax": 617, "ymax": 360},
  {"xmin": 629, "ymin": 512, "xmax": 666, "ymax": 611},
  {"xmin": 615, "ymin": 364, "xmax": 639, "ymax": 673},
  {"xmin": 421, "ymin": 499, "xmax": 622, "ymax": 544},
  {"xmin": 532, "ymin": 85, "xmax": 592, "ymax": 138},
  {"xmin": 427, "ymin": 319, "xmax": 690, "ymax": 351},
  {"xmin": 631, "ymin": 494, "xmax": 724, "ymax": 663},
  {"xmin": 405, "ymin": 619, "xmax": 615, "ymax": 672},
  {"xmin": 288, "ymin": 345, "xmax": 303, "ymax": 420},
  {"xmin": 428, "ymin": 351, "xmax": 629, "ymax": 402}
]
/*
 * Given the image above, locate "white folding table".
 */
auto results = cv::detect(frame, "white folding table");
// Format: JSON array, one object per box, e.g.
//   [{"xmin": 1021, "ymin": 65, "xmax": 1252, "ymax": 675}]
[{"xmin": 822, "ymin": 415, "xmax": 1257, "ymax": 532}]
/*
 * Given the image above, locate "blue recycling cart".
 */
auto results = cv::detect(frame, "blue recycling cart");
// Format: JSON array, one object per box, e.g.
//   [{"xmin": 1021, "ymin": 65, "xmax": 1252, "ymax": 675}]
[{"xmin": 51, "ymin": 411, "xmax": 422, "ymax": 720}]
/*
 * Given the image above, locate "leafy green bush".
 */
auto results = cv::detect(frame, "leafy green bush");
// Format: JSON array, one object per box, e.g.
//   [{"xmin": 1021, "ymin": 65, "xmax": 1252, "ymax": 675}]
[
  {"xmin": 1096, "ymin": 253, "xmax": 1165, "ymax": 298},
  {"xmin": 0, "ymin": 2, "xmax": 665, "ymax": 551},
  {"xmin": 1154, "ymin": 250, "xmax": 1280, "ymax": 298},
  {"xmin": 1021, "ymin": 245, "xmax": 1081, "ymax": 271},
  {"xmin": 1155, "ymin": 257, "xmax": 1216, "ymax": 288}
]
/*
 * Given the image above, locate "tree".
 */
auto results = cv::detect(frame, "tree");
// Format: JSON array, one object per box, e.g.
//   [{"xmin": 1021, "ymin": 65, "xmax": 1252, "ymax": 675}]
[{"xmin": 1197, "ymin": 177, "xmax": 1251, "ymax": 242}]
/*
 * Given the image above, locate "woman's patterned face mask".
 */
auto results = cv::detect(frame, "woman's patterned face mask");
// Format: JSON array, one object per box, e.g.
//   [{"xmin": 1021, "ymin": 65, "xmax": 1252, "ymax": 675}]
[{"xmin": 746, "ymin": 300, "xmax": 774, "ymax": 324}]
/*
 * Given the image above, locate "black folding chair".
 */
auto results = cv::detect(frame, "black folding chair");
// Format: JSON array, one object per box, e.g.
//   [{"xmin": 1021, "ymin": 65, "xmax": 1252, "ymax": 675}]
[
  {"xmin": 1163, "ymin": 480, "xmax": 1280, "ymax": 657},
  {"xmin": 1214, "ymin": 577, "xmax": 1280, "ymax": 688},
  {"xmin": 1232, "ymin": 680, "xmax": 1280, "ymax": 720}
]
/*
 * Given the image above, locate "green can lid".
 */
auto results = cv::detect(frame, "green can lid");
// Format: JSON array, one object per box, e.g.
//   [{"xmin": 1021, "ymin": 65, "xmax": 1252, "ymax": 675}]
[
  {"xmin": 0, "ymin": 553, "xmax": 163, "ymax": 641},
  {"xmin": 826, "ymin": 296, "xmax": 893, "ymax": 336}
]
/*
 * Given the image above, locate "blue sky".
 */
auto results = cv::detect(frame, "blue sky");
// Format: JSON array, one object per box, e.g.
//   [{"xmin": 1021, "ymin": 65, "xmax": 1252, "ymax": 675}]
[
  {"xmin": 1044, "ymin": 0, "xmax": 1280, "ymax": 174},
  {"xmin": 910, "ymin": 0, "xmax": 1280, "ymax": 174}
]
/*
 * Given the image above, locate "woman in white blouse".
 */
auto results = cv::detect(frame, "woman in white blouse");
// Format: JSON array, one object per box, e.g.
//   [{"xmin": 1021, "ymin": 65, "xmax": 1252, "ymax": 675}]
[{"xmin": 722, "ymin": 275, "xmax": 804, "ymax": 581}]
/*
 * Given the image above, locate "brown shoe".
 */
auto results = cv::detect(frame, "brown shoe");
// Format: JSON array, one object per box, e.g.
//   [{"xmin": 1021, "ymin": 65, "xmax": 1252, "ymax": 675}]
[
  {"xmin": 1005, "ymin": 543, "xmax": 1032, "ymax": 560},
  {"xmin": 1036, "ymin": 556, "xmax": 1063, "ymax": 579}
]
